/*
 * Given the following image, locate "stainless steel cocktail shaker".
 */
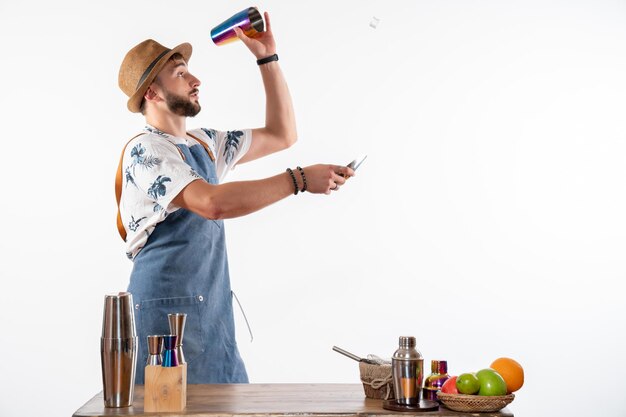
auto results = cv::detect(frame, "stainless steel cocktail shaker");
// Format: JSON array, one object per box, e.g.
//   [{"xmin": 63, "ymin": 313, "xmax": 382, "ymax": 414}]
[
  {"xmin": 392, "ymin": 336, "xmax": 424, "ymax": 406},
  {"xmin": 101, "ymin": 292, "xmax": 138, "ymax": 408}
]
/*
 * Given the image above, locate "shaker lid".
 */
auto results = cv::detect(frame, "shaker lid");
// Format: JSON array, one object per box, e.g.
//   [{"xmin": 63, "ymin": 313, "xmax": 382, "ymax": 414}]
[
  {"xmin": 393, "ymin": 336, "xmax": 423, "ymax": 360},
  {"xmin": 399, "ymin": 336, "xmax": 416, "ymax": 348},
  {"xmin": 101, "ymin": 292, "xmax": 137, "ymax": 339}
]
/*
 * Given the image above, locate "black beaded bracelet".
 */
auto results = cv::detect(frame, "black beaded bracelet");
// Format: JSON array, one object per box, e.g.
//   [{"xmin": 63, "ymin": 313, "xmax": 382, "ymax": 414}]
[
  {"xmin": 286, "ymin": 168, "xmax": 298, "ymax": 195},
  {"xmin": 257, "ymin": 54, "xmax": 279, "ymax": 65},
  {"xmin": 296, "ymin": 166, "xmax": 307, "ymax": 192}
]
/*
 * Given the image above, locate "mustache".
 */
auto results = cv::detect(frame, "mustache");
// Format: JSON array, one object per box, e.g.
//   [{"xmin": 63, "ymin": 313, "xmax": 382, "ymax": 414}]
[{"xmin": 190, "ymin": 88, "xmax": 199, "ymax": 95}]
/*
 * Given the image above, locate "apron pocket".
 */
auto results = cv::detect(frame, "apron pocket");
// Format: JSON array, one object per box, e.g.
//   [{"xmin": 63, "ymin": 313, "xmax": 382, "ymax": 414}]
[{"xmin": 139, "ymin": 295, "xmax": 206, "ymax": 364}]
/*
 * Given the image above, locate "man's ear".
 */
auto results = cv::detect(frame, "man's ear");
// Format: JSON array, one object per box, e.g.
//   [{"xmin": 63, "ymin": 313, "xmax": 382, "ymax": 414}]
[{"xmin": 144, "ymin": 85, "xmax": 160, "ymax": 103}]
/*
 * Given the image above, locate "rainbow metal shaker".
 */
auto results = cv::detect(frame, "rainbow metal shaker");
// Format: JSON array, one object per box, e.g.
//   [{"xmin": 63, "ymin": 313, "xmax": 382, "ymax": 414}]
[{"xmin": 210, "ymin": 7, "xmax": 264, "ymax": 46}]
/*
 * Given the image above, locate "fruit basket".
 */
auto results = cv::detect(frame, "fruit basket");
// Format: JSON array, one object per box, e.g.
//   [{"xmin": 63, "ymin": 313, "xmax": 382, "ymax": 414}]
[{"xmin": 437, "ymin": 392, "xmax": 515, "ymax": 412}]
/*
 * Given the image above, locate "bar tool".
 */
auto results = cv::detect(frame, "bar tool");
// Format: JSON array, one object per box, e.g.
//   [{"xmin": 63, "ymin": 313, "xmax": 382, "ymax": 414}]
[
  {"xmin": 347, "ymin": 155, "xmax": 367, "ymax": 171},
  {"xmin": 392, "ymin": 336, "xmax": 423, "ymax": 405},
  {"xmin": 211, "ymin": 7, "xmax": 264, "ymax": 46},
  {"xmin": 100, "ymin": 292, "xmax": 138, "ymax": 408},
  {"xmin": 339, "ymin": 155, "xmax": 367, "ymax": 178},
  {"xmin": 383, "ymin": 336, "xmax": 438, "ymax": 411},
  {"xmin": 332, "ymin": 346, "xmax": 378, "ymax": 364},
  {"xmin": 168, "ymin": 313, "xmax": 187, "ymax": 365},
  {"xmin": 146, "ymin": 335, "xmax": 164, "ymax": 366},
  {"xmin": 162, "ymin": 335, "xmax": 179, "ymax": 367}
]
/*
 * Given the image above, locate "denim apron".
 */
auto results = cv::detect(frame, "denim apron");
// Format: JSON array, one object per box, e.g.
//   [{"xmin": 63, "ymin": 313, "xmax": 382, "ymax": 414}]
[{"xmin": 127, "ymin": 137, "xmax": 248, "ymax": 384}]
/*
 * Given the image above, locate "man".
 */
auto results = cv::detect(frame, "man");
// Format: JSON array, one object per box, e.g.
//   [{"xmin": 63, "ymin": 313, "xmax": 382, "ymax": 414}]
[{"xmin": 116, "ymin": 12, "xmax": 354, "ymax": 384}]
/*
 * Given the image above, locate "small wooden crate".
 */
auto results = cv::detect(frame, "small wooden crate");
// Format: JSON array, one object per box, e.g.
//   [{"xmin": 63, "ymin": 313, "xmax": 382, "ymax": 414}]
[{"xmin": 144, "ymin": 363, "xmax": 187, "ymax": 412}]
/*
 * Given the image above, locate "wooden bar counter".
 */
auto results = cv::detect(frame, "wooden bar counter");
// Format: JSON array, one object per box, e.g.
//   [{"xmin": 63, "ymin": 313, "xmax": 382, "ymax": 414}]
[{"xmin": 73, "ymin": 384, "xmax": 514, "ymax": 417}]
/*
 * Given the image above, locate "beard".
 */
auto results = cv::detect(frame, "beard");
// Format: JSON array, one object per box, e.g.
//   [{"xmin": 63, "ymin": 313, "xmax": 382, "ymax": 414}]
[{"xmin": 163, "ymin": 89, "xmax": 201, "ymax": 117}]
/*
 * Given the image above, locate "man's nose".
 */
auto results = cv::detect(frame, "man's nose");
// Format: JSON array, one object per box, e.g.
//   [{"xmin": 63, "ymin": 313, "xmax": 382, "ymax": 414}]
[{"xmin": 190, "ymin": 75, "xmax": 201, "ymax": 88}]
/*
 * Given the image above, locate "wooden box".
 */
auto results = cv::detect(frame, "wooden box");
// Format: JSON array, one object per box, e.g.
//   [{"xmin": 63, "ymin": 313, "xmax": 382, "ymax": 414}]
[{"xmin": 144, "ymin": 363, "xmax": 187, "ymax": 412}]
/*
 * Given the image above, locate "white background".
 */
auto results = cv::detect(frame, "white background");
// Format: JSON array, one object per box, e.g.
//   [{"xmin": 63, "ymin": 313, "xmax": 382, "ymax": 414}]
[{"xmin": 1, "ymin": 1, "xmax": 625, "ymax": 416}]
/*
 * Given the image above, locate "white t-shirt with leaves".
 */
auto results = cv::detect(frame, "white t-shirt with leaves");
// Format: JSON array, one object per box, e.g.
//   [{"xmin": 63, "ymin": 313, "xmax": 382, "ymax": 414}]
[{"xmin": 119, "ymin": 125, "xmax": 251, "ymax": 260}]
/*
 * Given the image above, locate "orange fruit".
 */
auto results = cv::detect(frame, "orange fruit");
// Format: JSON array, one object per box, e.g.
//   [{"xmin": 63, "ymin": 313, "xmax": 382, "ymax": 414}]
[{"xmin": 490, "ymin": 357, "xmax": 524, "ymax": 393}]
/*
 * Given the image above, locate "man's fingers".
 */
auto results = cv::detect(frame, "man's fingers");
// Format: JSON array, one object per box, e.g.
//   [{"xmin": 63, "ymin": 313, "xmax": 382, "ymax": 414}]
[
  {"xmin": 334, "ymin": 166, "xmax": 355, "ymax": 179},
  {"xmin": 332, "ymin": 172, "xmax": 347, "ymax": 185},
  {"xmin": 264, "ymin": 12, "xmax": 272, "ymax": 33},
  {"xmin": 234, "ymin": 27, "xmax": 250, "ymax": 45}
]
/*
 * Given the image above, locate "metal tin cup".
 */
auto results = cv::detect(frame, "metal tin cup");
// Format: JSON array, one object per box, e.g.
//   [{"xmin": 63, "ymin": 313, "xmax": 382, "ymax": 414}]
[
  {"xmin": 162, "ymin": 335, "xmax": 179, "ymax": 367},
  {"xmin": 146, "ymin": 335, "xmax": 164, "ymax": 366},
  {"xmin": 100, "ymin": 292, "xmax": 138, "ymax": 408},
  {"xmin": 168, "ymin": 313, "xmax": 187, "ymax": 365},
  {"xmin": 391, "ymin": 336, "xmax": 424, "ymax": 406},
  {"xmin": 210, "ymin": 7, "xmax": 264, "ymax": 46}
]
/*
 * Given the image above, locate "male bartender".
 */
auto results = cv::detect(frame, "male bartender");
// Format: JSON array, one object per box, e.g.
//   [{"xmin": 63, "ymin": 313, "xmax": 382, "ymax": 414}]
[{"xmin": 116, "ymin": 11, "xmax": 354, "ymax": 383}]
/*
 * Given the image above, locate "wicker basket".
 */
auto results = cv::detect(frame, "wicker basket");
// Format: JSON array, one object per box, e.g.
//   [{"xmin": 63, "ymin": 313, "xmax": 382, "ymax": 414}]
[
  {"xmin": 359, "ymin": 362, "xmax": 394, "ymax": 400},
  {"xmin": 437, "ymin": 392, "xmax": 514, "ymax": 412}
]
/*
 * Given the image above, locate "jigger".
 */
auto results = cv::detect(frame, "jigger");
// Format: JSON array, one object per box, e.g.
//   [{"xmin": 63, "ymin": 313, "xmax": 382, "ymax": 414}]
[
  {"xmin": 162, "ymin": 335, "xmax": 179, "ymax": 367},
  {"xmin": 146, "ymin": 335, "xmax": 163, "ymax": 366},
  {"xmin": 168, "ymin": 313, "xmax": 187, "ymax": 364}
]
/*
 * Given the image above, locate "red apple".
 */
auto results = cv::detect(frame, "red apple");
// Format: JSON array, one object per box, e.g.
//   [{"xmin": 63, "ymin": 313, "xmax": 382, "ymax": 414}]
[{"xmin": 441, "ymin": 376, "xmax": 459, "ymax": 394}]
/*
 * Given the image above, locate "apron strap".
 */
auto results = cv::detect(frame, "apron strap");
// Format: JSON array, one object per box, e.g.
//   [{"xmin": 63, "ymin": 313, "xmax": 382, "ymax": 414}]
[
  {"xmin": 115, "ymin": 130, "xmax": 214, "ymax": 241},
  {"xmin": 115, "ymin": 133, "xmax": 146, "ymax": 241},
  {"xmin": 187, "ymin": 132, "xmax": 216, "ymax": 162}
]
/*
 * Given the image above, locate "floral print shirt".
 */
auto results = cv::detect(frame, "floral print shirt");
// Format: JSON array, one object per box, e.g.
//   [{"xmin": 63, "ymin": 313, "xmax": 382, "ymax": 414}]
[{"xmin": 120, "ymin": 124, "xmax": 252, "ymax": 259}]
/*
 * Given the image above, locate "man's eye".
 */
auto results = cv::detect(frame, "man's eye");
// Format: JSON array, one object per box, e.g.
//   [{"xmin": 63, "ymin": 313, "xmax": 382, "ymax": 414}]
[{"xmin": 177, "ymin": 72, "xmax": 184, "ymax": 77}]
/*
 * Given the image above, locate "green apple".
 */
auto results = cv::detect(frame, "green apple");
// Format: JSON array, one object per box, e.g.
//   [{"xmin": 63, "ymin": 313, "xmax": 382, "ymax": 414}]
[
  {"xmin": 456, "ymin": 373, "xmax": 480, "ymax": 394},
  {"xmin": 476, "ymin": 368, "xmax": 507, "ymax": 396}
]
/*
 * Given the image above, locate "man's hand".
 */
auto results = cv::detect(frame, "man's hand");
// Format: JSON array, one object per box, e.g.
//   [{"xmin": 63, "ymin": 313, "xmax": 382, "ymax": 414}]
[
  {"xmin": 233, "ymin": 11, "xmax": 276, "ymax": 59},
  {"xmin": 301, "ymin": 165, "xmax": 355, "ymax": 194},
  {"xmin": 172, "ymin": 164, "xmax": 356, "ymax": 221}
]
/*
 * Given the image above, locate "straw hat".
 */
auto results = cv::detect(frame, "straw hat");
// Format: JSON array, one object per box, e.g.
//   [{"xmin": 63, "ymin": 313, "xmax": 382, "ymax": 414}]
[{"xmin": 118, "ymin": 39, "xmax": 192, "ymax": 113}]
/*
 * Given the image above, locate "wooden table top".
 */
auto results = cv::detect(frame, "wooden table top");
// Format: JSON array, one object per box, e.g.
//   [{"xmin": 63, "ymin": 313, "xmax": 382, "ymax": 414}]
[{"xmin": 72, "ymin": 383, "xmax": 514, "ymax": 417}]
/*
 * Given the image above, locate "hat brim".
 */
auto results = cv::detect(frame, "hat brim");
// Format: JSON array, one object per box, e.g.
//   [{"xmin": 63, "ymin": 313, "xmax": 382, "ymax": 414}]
[{"xmin": 127, "ymin": 42, "xmax": 193, "ymax": 113}]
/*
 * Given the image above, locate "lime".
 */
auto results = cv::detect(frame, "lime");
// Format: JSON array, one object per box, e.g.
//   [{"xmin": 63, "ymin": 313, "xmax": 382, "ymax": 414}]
[
  {"xmin": 476, "ymin": 368, "xmax": 507, "ymax": 396},
  {"xmin": 456, "ymin": 372, "xmax": 480, "ymax": 395}
]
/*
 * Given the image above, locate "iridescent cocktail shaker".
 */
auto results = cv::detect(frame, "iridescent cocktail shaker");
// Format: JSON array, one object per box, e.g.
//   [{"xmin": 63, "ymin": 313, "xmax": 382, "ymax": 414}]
[
  {"xmin": 210, "ymin": 7, "xmax": 264, "ymax": 46},
  {"xmin": 100, "ymin": 292, "xmax": 138, "ymax": 407},
  {"xmin": 392, "ymin": 336, "xmax": 424, "ymax": 406}
]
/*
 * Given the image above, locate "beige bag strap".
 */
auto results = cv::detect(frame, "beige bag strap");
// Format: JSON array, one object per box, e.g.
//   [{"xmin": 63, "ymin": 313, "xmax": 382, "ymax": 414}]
[{"xmin": 115, "ymin": 130, "xmax": 215, "ymax": 241}]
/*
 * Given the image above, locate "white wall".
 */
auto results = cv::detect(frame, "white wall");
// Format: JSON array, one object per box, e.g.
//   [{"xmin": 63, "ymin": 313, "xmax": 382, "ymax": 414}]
[{"xmin": 1, "ymin": 1, "xmax": 625, "ymax": 416}]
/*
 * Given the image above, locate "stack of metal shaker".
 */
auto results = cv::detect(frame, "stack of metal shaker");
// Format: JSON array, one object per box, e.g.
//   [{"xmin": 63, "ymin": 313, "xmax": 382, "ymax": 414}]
[
  {"xmin": 100, "ymin": 292, "xmax": 138, "ymax": 408},
  {"xmin": 100, "ymin": 293, "xmax": 188, "ymax": 408}
]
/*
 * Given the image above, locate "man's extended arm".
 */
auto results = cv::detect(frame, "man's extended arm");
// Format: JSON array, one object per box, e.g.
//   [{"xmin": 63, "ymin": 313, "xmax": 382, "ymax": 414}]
[
  {"xmin": 173, "ymin": 164, "xmax": 354, "ymax": 220},
  {"xmin": 172, "ymin": 11, "xmax": 356, "ymax": 220},
  {"xmin": 232, "ymin": 11, "xmax": 298, "ymax": 164}
]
